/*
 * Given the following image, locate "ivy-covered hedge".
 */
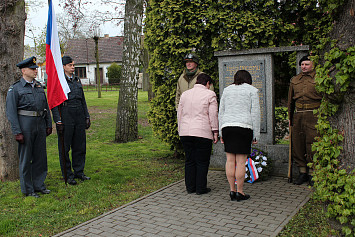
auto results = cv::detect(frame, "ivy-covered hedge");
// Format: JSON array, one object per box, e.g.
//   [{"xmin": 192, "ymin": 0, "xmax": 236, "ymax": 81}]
[
  {"xmin": 144, "ymin": 0, "xmax": 333, "ymax": 154},
  {"xmin": 313, "ymin": 45, "xmax": 355, "ymax": 236}
]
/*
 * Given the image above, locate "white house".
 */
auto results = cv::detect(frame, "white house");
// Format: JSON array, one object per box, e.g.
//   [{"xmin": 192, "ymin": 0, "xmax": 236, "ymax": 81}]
[
  {"xmin": 65, "ymin": 35, "xmax": 124, "ymax": 85},
  {"xmin": 37, "ymin": 35, "xmax": 124, "ymax": 85}
]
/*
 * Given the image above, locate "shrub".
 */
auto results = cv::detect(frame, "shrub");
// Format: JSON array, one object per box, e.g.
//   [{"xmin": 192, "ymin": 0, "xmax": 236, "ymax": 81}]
[
  {"xmin": 275, "ymin": 107, "xmax": 289, "ymax": 143},
  {"xmin": 107, "ymin": 63, "xmax": 122, "ymax": 84}
]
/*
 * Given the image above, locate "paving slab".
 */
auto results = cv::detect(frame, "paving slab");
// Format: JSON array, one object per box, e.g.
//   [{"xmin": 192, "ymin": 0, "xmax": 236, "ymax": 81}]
[{"xmin": 53, "ymin": 171, "xmax": 311, "ymax": 237}]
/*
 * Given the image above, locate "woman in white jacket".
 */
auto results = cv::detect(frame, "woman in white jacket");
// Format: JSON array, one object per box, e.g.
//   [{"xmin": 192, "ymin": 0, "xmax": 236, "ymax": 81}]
[{"xmin": 219, "ymin": 70, "xmax": 260, "ymax": 201}]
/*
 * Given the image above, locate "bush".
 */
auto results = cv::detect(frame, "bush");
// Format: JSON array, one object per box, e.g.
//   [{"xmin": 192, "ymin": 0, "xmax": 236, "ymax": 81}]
[
  {"xmin": 107, "ymin": 63, "xmax": 122, "ymax": 84},
  {"xmin": 275, "ymin": 107, "xmax": 289, "ymax": 143}
]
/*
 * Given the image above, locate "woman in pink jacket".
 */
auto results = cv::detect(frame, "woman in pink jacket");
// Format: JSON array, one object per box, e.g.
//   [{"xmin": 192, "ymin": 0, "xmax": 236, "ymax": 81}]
[{"xmin": 177, "ymin": 73, "xmax": 219, "ymax": 195}]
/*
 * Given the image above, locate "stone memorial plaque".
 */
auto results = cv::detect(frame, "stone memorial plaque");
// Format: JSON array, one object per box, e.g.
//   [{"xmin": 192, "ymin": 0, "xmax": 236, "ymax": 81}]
[{"xmin": 221, "ymin": 60, "xmax": 267, "ymax": 132}]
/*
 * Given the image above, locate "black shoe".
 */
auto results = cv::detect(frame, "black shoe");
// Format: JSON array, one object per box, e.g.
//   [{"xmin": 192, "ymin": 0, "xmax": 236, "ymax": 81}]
[
  {"xmin": 187, "ymin": 189, "xmax": 196, "ymax": 194},
  {"xmin": 26, "ymin": 192, "xmax": 40, "ymax": 198},
  {"xmin": 308, "ymin": 175, "xmax": 314, "ymax": 186},
  {"xmin": 294, "ymin": 173, "xmax": 309, "ymax": 185},
  {"xmin": 67, "ymin": 179, "xmax": 77, "ymax": 185},
  {"xmin": 196, "ymin": 188, "xmax": 211, "ymax": 195},
  {"xmin": 35, "ymin": 189, "xmax": 51, "ymax": 194},
  {"xmin": 75, "ymin": 174, "xmax": 91, "ymax": 181},
  {"xmin": 236, "ymin": 192, "xmax": 250, "ymax": 201},
  {"xmin": 230, "ymin": 191, "xmax": 237, "ymax": 201}
]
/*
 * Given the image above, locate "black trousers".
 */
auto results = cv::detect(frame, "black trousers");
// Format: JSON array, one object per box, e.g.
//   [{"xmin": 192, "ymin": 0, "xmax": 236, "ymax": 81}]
[
  {"xmin": 58, "ymin": 106, "xmax": 86, "ymax": 179},
  {"xmin": 180, "ymin": 136, "xmax": 212, "ymax": 193}
]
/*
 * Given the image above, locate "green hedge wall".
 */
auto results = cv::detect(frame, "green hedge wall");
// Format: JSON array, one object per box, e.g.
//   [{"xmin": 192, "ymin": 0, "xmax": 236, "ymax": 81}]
[{"xmin": 144, "ymin": 0, "xmax": 334, "ymax": 154}]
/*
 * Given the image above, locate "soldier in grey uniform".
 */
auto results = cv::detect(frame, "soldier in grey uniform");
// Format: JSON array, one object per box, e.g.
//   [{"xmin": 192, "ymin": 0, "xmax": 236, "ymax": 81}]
[
  {"xmin": 6, "ymin": 56, "xmax": 52, "ymax": 198},
  {"xmin": 51, "ymin": 56, "xmax": 91, "ymax": 185}
]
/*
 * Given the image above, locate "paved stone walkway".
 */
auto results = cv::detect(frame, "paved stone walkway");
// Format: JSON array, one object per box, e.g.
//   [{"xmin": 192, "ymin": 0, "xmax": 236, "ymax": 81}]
[{"xmin": 54, "ymin": 171, "xmax": 311, "ymax": 237}]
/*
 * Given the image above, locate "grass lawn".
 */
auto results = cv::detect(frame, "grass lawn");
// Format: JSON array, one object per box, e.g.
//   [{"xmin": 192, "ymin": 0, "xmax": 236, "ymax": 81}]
[
  {"xmin": 278, "ymin": 199, "xmax": 340, "ymax": 236},
  {"xmin": 0, "ymin": 90, "xmax": 184, "ymax": 237}
]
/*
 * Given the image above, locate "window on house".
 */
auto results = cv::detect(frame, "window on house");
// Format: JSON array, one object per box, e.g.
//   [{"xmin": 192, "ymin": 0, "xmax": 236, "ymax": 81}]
[{"xmin": 75, "ymin": 67, "xmax": 87, "ymax": 78}]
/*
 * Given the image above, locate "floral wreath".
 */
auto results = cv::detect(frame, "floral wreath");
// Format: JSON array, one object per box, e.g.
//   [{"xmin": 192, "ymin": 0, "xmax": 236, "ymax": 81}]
[{"xmin": 235, "ymin": 148, "xmax": 272, "ymax": 184}]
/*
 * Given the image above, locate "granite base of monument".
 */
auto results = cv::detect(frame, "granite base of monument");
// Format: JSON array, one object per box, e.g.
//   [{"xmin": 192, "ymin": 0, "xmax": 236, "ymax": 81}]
[{"xmin": 210, "ymin": 142, "xmax": 299, "ymax": 178}]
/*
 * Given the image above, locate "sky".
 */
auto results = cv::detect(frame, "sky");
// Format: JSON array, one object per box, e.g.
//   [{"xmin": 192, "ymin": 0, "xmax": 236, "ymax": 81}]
[{"xmin": 25, "ymin": 0, "xmax": 124, "ymax": 47}]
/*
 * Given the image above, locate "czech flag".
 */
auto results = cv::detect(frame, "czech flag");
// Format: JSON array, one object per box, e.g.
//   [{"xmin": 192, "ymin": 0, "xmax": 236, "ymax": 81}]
[{"xmin": 46, "ymin": 0, "xmax": 70, "ymax": 110}]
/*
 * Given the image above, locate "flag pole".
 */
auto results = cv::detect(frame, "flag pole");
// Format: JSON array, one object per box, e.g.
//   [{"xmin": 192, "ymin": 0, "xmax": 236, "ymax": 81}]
[
  {"xmin": 59, "ymin": 107, "xmax": 67, "ymax": 185},
  {"xmin": 46, "ymin": 0, "xmax": 69, "ymax": 185}
]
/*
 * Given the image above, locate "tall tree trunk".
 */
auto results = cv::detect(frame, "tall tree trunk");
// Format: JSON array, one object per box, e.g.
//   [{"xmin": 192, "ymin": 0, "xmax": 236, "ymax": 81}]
[
  {"xmin": 115, "ymin": 0, "xmax": 143, "ymax": 143},
  {"xmin": 0, "ymin": 0, "xmax": 26, "ymax": 181},
  {"xmin": 325, "ymin": 0, "xmax": 355, "ymax": 171}
]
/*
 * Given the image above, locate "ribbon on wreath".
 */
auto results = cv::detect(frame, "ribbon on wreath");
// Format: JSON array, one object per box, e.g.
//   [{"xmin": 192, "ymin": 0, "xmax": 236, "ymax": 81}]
[
  {"xmin": 234, "ymin": 158, "xmax": 260, "ymax": 184},
  {"xmin": 247, "ymin": 158, "xmax": 259, "ymax": 183}
]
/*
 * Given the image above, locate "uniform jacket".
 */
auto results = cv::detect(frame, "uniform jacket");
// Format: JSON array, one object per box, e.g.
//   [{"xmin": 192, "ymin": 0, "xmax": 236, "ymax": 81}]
[
  {"xmin": 51, "ymin": 74, "xmax": 90, "ymax": 123},
  {"xmin": 175, "ymin": 69, "xmax": 214, "ymax": 109},
  {"xmin": 6, "ymin": 78, "xmax": 52, "ymax": 135},
  {"xmin": 177, "ymin": 84, "xmax": 218, "ymax": 140},
  {"xmin": 219, "ymin": 83, "xmax": 260, "ymax": 141},
  {"xmin": 287, "ymin": 70, "xmax": 322, "ymax": 125}
]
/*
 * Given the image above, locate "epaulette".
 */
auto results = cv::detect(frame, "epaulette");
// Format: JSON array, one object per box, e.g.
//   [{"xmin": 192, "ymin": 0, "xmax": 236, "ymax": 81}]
[
  {"xmin": 12, "ymin": 80, "xmax": 21, "ymax": 85},
  {"xmin": 8, "ymin": 80, "xmax": 20, "ymax": 92}
]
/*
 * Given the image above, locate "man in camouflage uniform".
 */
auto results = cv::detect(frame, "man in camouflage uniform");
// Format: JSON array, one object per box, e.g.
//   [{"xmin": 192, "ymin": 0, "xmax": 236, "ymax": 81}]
[
  {"xmin": 175, "ymin": 53, "xmax": 214, "ymax": 109},
  {"xmin": 288, "ymin": 55, "xmax": 322, "ymax": 186},
  {"xmin": 6, "ymin": 56, "xmax": 52, "ymax": 198}
]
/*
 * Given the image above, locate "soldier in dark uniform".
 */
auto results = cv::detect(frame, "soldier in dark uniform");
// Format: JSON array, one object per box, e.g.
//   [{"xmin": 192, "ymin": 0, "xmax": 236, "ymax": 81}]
[
  {"xmin": 288, "ymin": 55, "xmax": 322, "ymax": 186},
  {"xmin": 51, "ymin": 56, "xmax": 91, "ymax": 185},
  {"xmin": 6, "ymin": 56, "xmax": 52, "ymax": 198}
]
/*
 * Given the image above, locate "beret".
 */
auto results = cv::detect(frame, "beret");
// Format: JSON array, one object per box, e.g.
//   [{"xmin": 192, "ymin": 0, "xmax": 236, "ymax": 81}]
[
  {"xmin": 62, "ymin": 56, "xmax": 73, "ymax": 65},
  {"xmin": 299, "ymin": 55, "xmax": 311, "ymax": 66}
]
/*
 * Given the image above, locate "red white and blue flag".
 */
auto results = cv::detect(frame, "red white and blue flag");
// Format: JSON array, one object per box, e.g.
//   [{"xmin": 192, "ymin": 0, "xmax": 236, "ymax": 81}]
[
  {"xmin": 247, "ymin": 158, "xmax": 259, "ymax": 183},
  {"xmin": 46, "ymin": 0, "xmax": 70, "ymax": 109}
]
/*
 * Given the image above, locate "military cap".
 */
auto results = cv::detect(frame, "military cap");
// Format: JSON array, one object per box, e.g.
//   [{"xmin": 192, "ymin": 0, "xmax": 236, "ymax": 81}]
[
  {"xmin": 62, "ymin": 56, "xmax": 73, "ymax": 65},
  {"xmin": 299, "ymin": 54, "xmax": 312, "ymax": 66},
  {"xmin": 16, "ymin": 56, "xmax": 38, "ymax": 69},
  {"xmin": 184, "ymin": 53, "xmax": 199, "ymax": 65}
]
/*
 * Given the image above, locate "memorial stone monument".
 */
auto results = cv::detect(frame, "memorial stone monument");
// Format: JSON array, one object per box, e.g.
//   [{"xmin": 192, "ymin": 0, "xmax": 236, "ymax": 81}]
[{"xmin": 211, "ymin": 46, "xmax": 309, "ymax": 177}]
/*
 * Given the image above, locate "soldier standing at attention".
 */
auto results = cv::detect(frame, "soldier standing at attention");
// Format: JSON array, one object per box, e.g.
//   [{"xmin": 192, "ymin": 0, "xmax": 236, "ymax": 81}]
[
  {"xmin": 288, "ymin": 55, "xmax": 322, "ymax": 186},
  {"xmin": 6, "ymin": 56, "xmax": 52, "ymax": 198},
  {"xmin": 175, "ymin": 53, "xmax": 214, "ymax": 109},
  {"xmin": 51, "ymin": 56, "xmax": 91, "ymax": 185}
]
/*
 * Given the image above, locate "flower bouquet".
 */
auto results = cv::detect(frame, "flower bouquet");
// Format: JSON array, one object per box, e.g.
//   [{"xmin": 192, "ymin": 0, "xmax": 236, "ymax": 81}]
[{"xmin": 235, "ymin": 148, "xmax": 272, "ymax": 184}]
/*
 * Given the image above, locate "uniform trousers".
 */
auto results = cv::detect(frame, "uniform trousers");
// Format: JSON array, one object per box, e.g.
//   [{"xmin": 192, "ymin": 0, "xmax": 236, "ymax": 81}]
[
  {"xmin": 18, "ymin": 115, "xmax": 48, "ymax": 194},
  {"xmin": 180, "ymin": 136, "xmax": 212, "ymax": 193},
  {"xmin": 291, "ymin": 110, "xmax": 318, "ymax": 173},
  {"xmin": 58, "ymin": 105, "xmax": 86, "ymax": 179}
]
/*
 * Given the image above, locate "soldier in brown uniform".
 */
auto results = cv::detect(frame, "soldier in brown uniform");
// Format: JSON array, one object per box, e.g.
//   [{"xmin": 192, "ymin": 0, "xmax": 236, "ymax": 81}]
[{"xmin": 288, "ymin": 55, "xmax": 322, "ymax": 186}]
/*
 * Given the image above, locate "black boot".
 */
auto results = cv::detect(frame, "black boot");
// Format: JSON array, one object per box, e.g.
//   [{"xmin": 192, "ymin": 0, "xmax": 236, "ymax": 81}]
[{"xmin": 294, "ymin": 173, "xmax": 309, "ymax": 185}]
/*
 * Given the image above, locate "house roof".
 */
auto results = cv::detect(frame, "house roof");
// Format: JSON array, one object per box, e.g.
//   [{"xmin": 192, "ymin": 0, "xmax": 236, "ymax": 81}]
[{"xmin": 65, "ymin": 36, "xmax": 124, "ymax": 65}]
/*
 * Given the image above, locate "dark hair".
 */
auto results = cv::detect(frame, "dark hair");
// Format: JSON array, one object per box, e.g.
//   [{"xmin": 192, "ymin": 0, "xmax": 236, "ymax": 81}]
[
  {"xmin": 233, "ymin": 70, "xmax": 252, "ymax": 85},
  {"xmin": 196, "ymin": 73, "xmax": 213, "ymax": 86}
]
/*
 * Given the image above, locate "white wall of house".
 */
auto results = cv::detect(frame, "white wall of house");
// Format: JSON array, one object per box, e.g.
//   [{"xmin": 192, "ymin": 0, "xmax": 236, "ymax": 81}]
[
  {"xmin": 76, "ymin": 63, "xmax": 112, "ymax": 85},
  {"xmin": 37, "ymin": 62, "xmax": 122, "ymax": 86}
]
